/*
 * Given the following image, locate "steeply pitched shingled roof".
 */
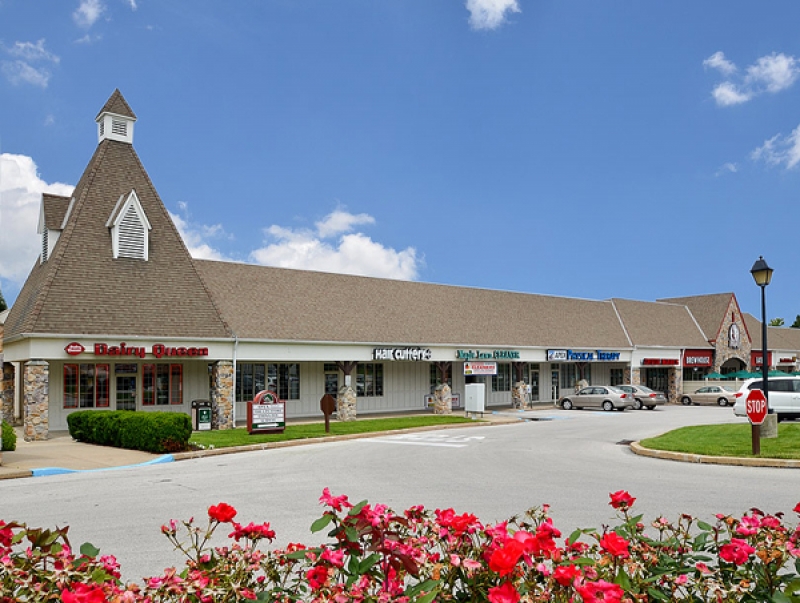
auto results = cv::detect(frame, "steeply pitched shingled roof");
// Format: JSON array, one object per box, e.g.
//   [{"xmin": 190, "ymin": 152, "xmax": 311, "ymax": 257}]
[
  {"xmin": 656, "ymin": 293, "xmax": 735, "ymax": 343},
  {"xmin": 196, "ymin": 260, "xmax": 633, "ymax": 347},
  {"xmin": 5, "ymin": 108, "xmax": 229, "ymax": 340},
  {"xmin": 611, "ymin": 298, "xmax": 710, "ymax": 347},
  {"xmin": 41, "ymin": 193, "xmax": 72, "ymax": 230},
  {"xmin": 95, "ymin": 88, "xmax": 136, "ymax": 120}
]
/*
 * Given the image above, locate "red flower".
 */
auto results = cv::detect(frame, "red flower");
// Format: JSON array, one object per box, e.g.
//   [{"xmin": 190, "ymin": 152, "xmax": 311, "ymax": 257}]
[
  {"xmin": 575, "ymin": 579, "xmax": 624, "ymax": 603},
  {"xmin": 599, "ymin": 532, "xmax": 630, "ymax": 558},
  {"xmin": 489, "ymin": 540, "xmax": 525, "ymax": 576},
  {"xmin": 306, "ymin": 565, "xmax": 329, "ymax": 590},
  {"xmin": 719, "ymin": 539, "xmax": 756, "ymax": 565},
  {"xmin": 488, "ymin": 580, "xmax": 520, "ymax": 603},
  {"xmin": 61, "ymin": 583, "xmax": 108, "ymax": 603},
  {"xmin": 228, "ymin": 521, "xmax": 276, "ymax": 542},
  {"xmin": 553, "ymin": 564, "xmax": 582, "ymax": 586},
  {"xmin": 208, "ymin": 502, "xmax": 237, "ymax": 523},
  {"xmin": 609, "ymin": 490, "xmax": 636, "ymax": 509},
  {"xmin": 319, "ymin": 488, "xmax": 351, "ymax": 512},
  {"xmin": 794, "ymin": 502, "xmax": 800, "ymax": 514}
]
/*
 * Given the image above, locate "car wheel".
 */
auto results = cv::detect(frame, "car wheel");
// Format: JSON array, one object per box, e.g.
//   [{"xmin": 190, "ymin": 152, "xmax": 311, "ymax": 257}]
[
  {"xmin": 646, "ymin": 405, "xmax": 656, "ymax": 410},
  {"xmin": 561, "ymin": 399, "xmax": 573, "ymax": 410},
  {"xmin": 681, "ymin": 396, "xmax": 692, "ymax": 406},
  {"xmin": 602, "ymin": 400, "xmax": 614, "ymax": 412},
  {"xmin": 717, "ymin": 398, "xmax": 728, "ymax": 407},
  {"xmin": 633, "ymin": 398, "xmax": 643, "ymax": 410}
]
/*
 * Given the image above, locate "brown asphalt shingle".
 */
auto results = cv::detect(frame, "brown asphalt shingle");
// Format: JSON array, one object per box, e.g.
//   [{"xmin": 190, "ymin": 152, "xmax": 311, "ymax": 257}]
[{"xmin": 610, "ymin": 298, "xmax": 710, "ymax": 348}]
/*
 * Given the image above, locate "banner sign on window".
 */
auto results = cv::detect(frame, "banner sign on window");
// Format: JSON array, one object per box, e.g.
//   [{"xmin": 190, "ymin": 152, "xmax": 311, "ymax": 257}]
[{"xmin": 464, "ymin": 362, "xmax": 497, "ymax": 376}]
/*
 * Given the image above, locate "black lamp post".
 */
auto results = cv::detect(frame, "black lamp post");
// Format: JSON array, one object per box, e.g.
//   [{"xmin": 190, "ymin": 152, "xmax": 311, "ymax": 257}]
[{"xmin": 750, "ymin": 256, "xmax": 774, "ymax": 414}]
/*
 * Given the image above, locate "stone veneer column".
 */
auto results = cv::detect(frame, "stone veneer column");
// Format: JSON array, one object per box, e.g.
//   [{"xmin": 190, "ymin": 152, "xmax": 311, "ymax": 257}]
[
  {"xmin": 433, "ymin": 383, "xmax": 452, "ymax": 414},
  {"xmin": 1, "ymin": 363, "xmax": 15, "ymax": 425},
  {"xmin": 511, "ymin": 381, "xmax": 528, "ymax": 409},
  {"xmin": 668, "ymin": 367, "xmax": 681, "ymax": 405},
  {"xmin": 629, "ymin": 367, "xmax": 641, "ymax": 385},
  {"xmin": 211, "ymin": 361, "xmax": 234, "ymax": 430},
  {"xmin": 23, "ymin": 360, "xmax": 49, "ymax": 442},
  {"xmin": 337, "ymin": 385, "xmax": 357, "ymax": 421}
]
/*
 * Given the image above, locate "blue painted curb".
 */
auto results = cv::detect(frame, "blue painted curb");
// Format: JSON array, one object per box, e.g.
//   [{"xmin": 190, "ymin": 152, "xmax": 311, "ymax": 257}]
[{"xmin": 31, "ymin": 454, "xmax": 174, "ymax": 477}]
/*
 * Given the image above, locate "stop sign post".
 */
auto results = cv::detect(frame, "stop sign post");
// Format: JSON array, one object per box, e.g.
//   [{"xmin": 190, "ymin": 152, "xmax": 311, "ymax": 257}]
[{"xmin": 746, "ymin": 389, "xmax": 768, "ymax": 455}]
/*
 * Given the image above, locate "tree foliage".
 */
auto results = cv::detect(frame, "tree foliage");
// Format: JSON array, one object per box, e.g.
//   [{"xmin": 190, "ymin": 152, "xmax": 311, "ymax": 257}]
[{"xmin": 769, "ymin": 317, "xmax": 785, "ymax": 326}]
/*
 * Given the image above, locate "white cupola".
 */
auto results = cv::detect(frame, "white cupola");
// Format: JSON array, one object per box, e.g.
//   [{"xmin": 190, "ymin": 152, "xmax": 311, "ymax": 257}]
[{"xmin": 95, "ymin": 88, "xmax": 137, "ymax": 144}]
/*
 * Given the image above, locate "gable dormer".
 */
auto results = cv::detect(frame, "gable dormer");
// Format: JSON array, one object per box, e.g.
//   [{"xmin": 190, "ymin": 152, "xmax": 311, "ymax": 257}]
[
  {"xmin": 107, "ymin": 190, "xmax": 152, "ymax": 260},
  {"xmin": 37, "ymin": 193, "xmax": 73, "ymax": 263},
  {"xmin": 95, "ymin": 89, "xmax": 137, "ymax": 144}
]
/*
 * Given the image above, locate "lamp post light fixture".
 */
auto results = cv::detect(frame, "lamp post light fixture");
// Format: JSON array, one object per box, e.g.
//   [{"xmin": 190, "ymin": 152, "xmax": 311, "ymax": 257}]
[{"xmin": 749, "ymin": 256, "xmax": 774, "ymax": 455}]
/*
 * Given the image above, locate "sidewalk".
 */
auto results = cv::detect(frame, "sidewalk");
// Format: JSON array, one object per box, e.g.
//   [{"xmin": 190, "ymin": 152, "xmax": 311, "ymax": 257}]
[{"xmin": 0, "ymin": 409, "xmax": 536, "ymax": 480}]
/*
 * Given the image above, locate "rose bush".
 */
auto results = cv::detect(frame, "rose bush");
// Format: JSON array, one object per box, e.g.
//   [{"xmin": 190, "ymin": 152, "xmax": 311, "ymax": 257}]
[{"xmin": 1, "ymin": 491, "xmax": 799, "ymax": 602}]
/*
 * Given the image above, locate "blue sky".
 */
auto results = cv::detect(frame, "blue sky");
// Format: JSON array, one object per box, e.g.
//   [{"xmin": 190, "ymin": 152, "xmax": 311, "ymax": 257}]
[{"xmin": 1, "ymin": 1, "xmax": 799, "ymax": 324}]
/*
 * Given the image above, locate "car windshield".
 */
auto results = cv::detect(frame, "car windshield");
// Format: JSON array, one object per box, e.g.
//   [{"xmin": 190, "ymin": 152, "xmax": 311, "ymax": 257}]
[
  {"xmin": 637, "ymin": 386, "xmax": 655, "ymax": 393},
  {"xmin": 608, "ymin": 386, "xmax": 625, "ymax": 394}
]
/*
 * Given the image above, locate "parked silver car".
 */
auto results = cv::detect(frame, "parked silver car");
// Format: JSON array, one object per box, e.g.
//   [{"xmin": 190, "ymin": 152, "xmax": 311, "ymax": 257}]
[
  {"xmin": 680, "ymin": 385, "xmax": 735, "ymax": 407},
  {"xmin": 558, "ymin": 386, "xmax": 634, "ymax": 412},
  {"xmin": 615, "ymin": 384, "xmax": 667, "ymax": 410}
]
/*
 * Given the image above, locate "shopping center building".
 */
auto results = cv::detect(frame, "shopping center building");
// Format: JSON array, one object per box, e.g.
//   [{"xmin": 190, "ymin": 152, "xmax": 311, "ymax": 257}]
[{"xmin": 3, "ymin": 90, "xmax": 800, "ymax": 440}]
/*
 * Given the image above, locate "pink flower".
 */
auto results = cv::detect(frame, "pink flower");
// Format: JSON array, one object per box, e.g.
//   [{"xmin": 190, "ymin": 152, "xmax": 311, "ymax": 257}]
[
  {"xmin": 488, "ymin": 581, "xmax": 520, "ymax": 603},
  {"xmin": 735, "ymin": 516, "xmax": 760, "ymax": 536},
  {"xmin": 208, "ymin": 502, "xmax": 237, "ymax": 523},
  {"xmin": 61, "ymin": 583, "xmax": 108, "ymax": 603},
  {"xmin": 321, "ymin": 547, "xmax": 345, "ymax": 568},
  {"xmin": 575, "ymin": 579, "xmax": 624, "ymax": 603},
  {"xmin": 228, "ymin": 521, "xmax": 276, "ymax": 542},
  {"xmin": 319, "ymin": 488, "xmax": 351, "ymax": 511},
  {"xmin": 553, "ymin": 564, "xmax": 581, "ymax": 586},
  {"xmin": 719, "ymin": 539, "xmax": 756, "ymax": 565},
  {"xmin": 793, "ymin": 502, "xmax": 800, "ymax": 514},
  {"xmin": 599, "ymin": 532, "xmax": 630, "ymax": 558},
  {"xmin": 609, "ymin": 490, "xmax": 636, "ymax": 509}
]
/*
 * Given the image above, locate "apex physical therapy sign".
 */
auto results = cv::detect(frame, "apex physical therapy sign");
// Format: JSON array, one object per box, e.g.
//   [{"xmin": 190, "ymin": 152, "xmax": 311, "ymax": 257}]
[{"xmin": 547, "ymin": 349, "xmax": 621, "ymax": 362}]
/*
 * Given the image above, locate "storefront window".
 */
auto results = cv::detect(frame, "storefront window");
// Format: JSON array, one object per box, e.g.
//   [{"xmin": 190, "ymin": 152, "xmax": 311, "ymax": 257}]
[
  {"xmin": 236, "ymin": 363, "xmax": 300, "ymax": 401},
  {"xmin": 492, "ymin": 364, "xmax": 511, "ymax": 392},
  {"xmin": 63, "ymin": 364, "xmax": 110, "ymax": 409},
  {"xmin": 610, "ymin": 368, "xmax": 624, "ymax": 386},
  {"xmin": 356, "ymin": 363, "xmax": 383, "ymax": 397},
  {"xmin": 143, "ymin": 364, "xmax": 183, "ymax": 405},
  {"xmin": 429, "ymin": 364, "xmax": 452, "ymax": 391},
  {"xmin": 560, "ymin": 365, "xmax": 591, "ymax": 390}
]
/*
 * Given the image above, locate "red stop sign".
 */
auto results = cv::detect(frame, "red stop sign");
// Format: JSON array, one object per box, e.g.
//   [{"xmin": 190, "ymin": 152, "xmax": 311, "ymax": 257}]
[{"xmin": 746, "ymin": 389, "xmax": 768, "ymax": 425}]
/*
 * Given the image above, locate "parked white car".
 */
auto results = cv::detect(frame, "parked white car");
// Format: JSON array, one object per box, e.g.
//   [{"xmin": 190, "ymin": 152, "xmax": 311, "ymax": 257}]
[{"xmin": 732, "ymin": 377, "xmax": 800, "ymax": 422}]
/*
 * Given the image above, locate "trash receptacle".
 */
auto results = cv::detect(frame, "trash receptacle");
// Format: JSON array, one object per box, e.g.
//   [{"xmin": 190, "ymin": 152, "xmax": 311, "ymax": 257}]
[{"xmin": 191, "ymin": 400, "xmax": 213, "ymax": 431}]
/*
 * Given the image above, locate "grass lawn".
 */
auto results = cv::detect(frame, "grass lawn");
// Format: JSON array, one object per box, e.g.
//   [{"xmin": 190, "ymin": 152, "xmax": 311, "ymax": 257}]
[
  {"xmin": 189, "ymin": 415, "xmax": 477, "ymax": 449},
  {"xmin": 639, "ymin": 422, "xmax": 800, "ymax": 459}
]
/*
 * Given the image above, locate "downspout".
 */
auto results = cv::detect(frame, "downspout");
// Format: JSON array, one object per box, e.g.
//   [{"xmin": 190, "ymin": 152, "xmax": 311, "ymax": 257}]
[{"xmin": 232, "ymin": 333, "xmax": 238, "ymax": 426}]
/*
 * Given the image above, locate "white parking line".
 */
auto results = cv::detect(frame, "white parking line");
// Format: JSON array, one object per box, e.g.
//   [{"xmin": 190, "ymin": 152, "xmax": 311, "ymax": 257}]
[{"xmin": 367, "ymin": 434, "xmax": 486, "ymax": 448}]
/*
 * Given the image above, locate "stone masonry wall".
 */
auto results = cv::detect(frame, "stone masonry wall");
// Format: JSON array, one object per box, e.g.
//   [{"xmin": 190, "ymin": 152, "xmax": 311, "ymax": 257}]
[
  {"xmin": 211, "ymin": 361, "xmax": 234, "ymax": 430},
  {"xmin": 23, "ymin": 360, "xmax": 49, "ymax": 441},
  {"xmin": 1, "ymin": 363, "xmax": 15, "ymax": 425}
]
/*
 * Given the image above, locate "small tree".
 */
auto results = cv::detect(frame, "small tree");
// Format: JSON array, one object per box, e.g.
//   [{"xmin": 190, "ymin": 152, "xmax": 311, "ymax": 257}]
[
  {"xmin": 0, "ymin": 285, "xmax": 6, "ymax": 312},
  {"xmin": 792, "ymin": 315, "xmax": 800, "ymax": 329},
  {"xmin": 769, "ymin": 317, "xmax": 785, "ymax": 326}
]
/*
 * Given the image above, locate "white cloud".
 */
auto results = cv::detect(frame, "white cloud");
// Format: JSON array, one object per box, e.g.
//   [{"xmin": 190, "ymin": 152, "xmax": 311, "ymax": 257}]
[
  {"xmin": 0, "ymin": 61, "xmax": 51, "ymax": 87},
  {"xmin": 169, "ymin": 205, "xmax": 230, "ymax": 261},
  {"xmin": 73, "ymin": 0, "xmax": 105, "ymax": 28},
  {"xmin": 0, "ymin": 154, "xmax": 74, "ymax": 286},
  {"xmin": 745, "ymin": 52, "xmax": 799, "ymax": 93},
  {"xmin": 703, "ymin": 51, "xmax": 737, "ymax": 76},
  {"xmin": 466, "ymin": 0, "xmax": 520, "ymax": 30},
  {"xmin": 711, "ymin": 81, "xmax": 752, "ymax": 106},
  {"xmin": 250, "ymin": 209, "xmax": 420, "ymax": 280},
  {"xmin": 1, "ymin": 39, "xmax": 59, "ymax": 88},
  {"xmin": 714, "ymin": 162, "xmax": 738, "ymax": 177},
  {"xmin": 751, "ymin": 125, "xmax": 800, "ymax": 170},
  {"xmin": 707, "ymin": 51, "xmax": 800, "ymax": 107}
]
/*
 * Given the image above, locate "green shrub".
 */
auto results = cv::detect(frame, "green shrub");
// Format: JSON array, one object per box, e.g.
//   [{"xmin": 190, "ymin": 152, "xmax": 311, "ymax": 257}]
[
  {"xmin": 67, "ymin": 410, "xmax": 191, "ymax": 453},
  {"xmin": 1, "ymin": 420, "xmax": 16, "ymax": 451}
]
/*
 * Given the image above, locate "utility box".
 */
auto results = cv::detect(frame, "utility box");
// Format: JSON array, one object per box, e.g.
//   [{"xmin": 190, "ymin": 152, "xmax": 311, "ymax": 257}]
[
  {"xmin": 191, "ymin": 400, "xmax": 213, "ymax": 431},
  {"xmin": 464, "ymin": 383, "xmax": 485, "ymax": 416}
]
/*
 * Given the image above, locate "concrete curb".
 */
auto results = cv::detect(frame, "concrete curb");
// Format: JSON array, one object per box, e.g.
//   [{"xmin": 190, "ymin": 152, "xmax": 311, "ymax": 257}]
[{"xmin": 630, "ymin": 441, "xmax": 800, "ymax": 469}]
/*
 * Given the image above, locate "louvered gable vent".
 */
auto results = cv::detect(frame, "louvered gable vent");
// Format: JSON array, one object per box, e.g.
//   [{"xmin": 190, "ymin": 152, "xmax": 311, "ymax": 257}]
[{"xmin": 108, "ymin": 190, "xmax": 152, "ymax": 261}]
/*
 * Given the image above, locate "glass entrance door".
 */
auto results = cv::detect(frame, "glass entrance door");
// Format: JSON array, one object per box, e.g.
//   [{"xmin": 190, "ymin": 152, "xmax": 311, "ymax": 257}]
[
  {"xmin": 530, "ymin": 370, "xmax": 540, "ymax": 402},
  {"xmin": 116, "ymin": 375, "xmax": 137, "ymax": 410},
  {"xmin": 551, "ymin": 370, "xmax": 560, "ymax": 401}
]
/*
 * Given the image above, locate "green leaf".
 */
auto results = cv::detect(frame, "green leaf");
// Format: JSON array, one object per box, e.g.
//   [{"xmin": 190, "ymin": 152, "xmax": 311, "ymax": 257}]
[
  {"xmin": 359, "ymin": 553, "xmax": 382, "ymax": 573},
  {"xmin": 348, "ymin": 500, "xmax": 369, "ymax": 516},
  {"xmin": 697, "ymin": 520, "xmax": 713, "ymax": 531},
  {"xmin": 406, "ymin": 579, "xmax": 441, "ymax": 599},
  {"xmin": 416, "ymin": 588, "xmax": 440, "ymax": 603},
  {"xmin": 80, "ymin": 542, "xmax": 101, "ymax": 558},
  {"xmin": 614, "ymin": 566, "xmax": 632, "ymax": 591},
  {"xmin": 647, "ymin": 587, "xmax": 670, "ymax": 601},
  {"xmin": 770, "ymin": 592, "xmax": 792, "ymax": 603},
  {"xmin": 310, "ymin": 513, "xmax": 335, "ymax": 533},
  {"xmin": 345, "ymin": 526, "xmax": 359, "ymax": 543}
]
